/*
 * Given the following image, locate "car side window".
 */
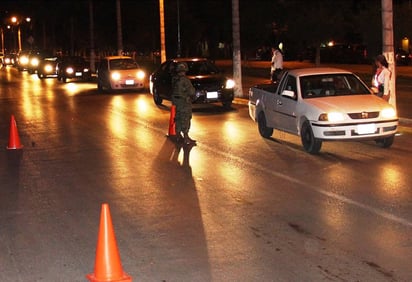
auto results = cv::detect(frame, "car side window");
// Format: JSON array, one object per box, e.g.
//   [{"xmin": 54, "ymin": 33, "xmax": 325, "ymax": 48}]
[
  {"xmin": 102, "ymin": 60, "xmax": 106, "ymax": 69},
  {"xmin": 281, "ymin": 76, "xmax": 297, "ymax": 100},
  {"xmin": 99, "ymin": 60, "xmax": 107, "ymax": 71}
]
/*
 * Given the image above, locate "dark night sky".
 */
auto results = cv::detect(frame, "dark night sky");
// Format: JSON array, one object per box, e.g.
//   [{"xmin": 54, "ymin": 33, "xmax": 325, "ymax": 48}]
[{"xmin": 1, "ymin": 0, "xmax": 412, "ymax": 59}]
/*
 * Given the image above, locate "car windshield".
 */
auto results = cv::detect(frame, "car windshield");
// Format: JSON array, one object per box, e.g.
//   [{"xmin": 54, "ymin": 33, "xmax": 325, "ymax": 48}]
[
  {"xmin": 110, "ymin": 59, "xmax": 139, "ymax": 70},
  {"xmin": 300, "ymin": 73, "xmax": 371, "ymax": 98},
  {"xmin": 64, "ymin": 56, "xmax": 86, "ymax": 64},
  {"xmin": 185, "ymin": 60, "xmax": 220, "ymax": 76}
]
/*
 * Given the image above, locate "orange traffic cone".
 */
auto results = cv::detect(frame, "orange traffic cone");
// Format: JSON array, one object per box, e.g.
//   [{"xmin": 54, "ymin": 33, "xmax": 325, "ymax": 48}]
[
  {"xmin": 86, "ymin": 203, "xmax": 132, "ymax": 282},
  {"xmin": 7, "ymin": 115, "xmax": 23, "ymax": 150},
  {"xmin": 168, "ymin": 105, "xmax": 176, "ymax": 137}
]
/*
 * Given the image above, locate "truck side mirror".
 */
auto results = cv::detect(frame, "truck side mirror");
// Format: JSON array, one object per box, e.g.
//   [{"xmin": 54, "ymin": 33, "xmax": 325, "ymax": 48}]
[{"xmin": 281, "ymin": 89, "xmax": 296, "ymax": 99}]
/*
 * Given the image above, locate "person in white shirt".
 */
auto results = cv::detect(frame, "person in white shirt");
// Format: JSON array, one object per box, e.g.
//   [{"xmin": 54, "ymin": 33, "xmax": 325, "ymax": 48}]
[
  {"xmin": 372, "ymin": 54, "xmax": 391, "ymax": 102},
  {"xmin": 270, "ymin": 47, "xmax": 283, "ymax": 83}
]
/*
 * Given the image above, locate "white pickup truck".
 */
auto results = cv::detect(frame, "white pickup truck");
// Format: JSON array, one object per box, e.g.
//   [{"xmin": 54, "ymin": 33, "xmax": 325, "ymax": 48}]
[{"xmin": 248, "ymin": 67, "xmax": 398, "ymax": 154}]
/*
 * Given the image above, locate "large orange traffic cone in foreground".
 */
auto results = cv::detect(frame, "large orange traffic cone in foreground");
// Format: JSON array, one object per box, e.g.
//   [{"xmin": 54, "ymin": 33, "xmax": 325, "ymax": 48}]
[
  {"xmin": 87, "ymin": 203, "xmax": 132, "ymax": 282},
  {"xmin": 7, "ymin": 115, "xmax": 23, "ymax": 150},
  {"xmin": 168, "ymin": 105, "xmax": 176, "ymax": 137}
]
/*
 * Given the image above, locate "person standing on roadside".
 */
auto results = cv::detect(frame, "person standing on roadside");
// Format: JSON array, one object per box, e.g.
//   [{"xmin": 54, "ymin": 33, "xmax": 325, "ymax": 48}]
[
  {"xmin": 270, "ymin": 47, "xmax": 283, "ymax": 83},
  {"xmin": 172, "ymin": 62, "xmax": 196, "ymax": 145},
  {"xmin": 372, "ymin": 54, "xmax": 391, "ymax": 102}
]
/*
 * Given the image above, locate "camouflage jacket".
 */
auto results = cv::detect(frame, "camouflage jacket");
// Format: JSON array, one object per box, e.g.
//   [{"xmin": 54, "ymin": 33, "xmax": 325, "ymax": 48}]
[{"xmin": 172, "ymin": 74, "xmax": 195, "ymax": 103}]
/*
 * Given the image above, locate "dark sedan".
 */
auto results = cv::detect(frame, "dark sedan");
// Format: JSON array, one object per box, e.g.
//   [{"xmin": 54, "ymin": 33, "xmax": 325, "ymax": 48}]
[
  {"xmin": 149, "ymin": 58, "xmax": 235, "ymax": 109},
  {"xmin": 56, "ymin": 56, "xmax": 91, "ymax": 82}
]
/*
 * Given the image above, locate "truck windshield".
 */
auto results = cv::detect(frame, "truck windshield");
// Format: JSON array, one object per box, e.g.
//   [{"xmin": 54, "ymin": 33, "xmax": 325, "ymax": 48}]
[{"xmin": 300, "ymin": 74, "xmax": 371, "ymax": 98}]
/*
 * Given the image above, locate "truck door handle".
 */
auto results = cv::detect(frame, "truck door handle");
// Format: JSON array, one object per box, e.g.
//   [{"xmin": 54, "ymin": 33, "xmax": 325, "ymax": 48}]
[{"xmin": 276, "ymin": 100, "xmax": 282, "ymax": 105}]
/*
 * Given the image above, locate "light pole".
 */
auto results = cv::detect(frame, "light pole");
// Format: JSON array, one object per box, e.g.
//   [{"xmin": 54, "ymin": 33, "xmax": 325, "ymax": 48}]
[
  {"xmin": 159, "ymin": 0, "xmax": 166, "ymax": 63},
  {"xmin": 11, "ymin": 16, "xmax": 31, "ymax": 52},
  {"xmin": 177, "ymin": 0, "xmax": 181, "ymax": 57},
  {"xmin": 1, "ymin": 27, "xmax": 4, "ymax": 55}
]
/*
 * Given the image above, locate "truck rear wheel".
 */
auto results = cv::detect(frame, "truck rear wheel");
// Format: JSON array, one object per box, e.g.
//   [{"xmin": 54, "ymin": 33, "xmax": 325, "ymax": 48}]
[{"xmin": 258, "ymin": 112, "xmax": 273, "ymax": 138}]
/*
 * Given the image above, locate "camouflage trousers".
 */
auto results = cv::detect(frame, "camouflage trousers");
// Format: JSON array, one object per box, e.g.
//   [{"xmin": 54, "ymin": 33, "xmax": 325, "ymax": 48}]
[{"xmin": 173, "ymin": 99, "xmax": 192, "ymax": 135}]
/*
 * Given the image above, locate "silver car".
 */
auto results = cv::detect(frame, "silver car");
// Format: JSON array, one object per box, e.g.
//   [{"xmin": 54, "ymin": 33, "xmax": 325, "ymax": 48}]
[
  {"xmin": 249, "ymin": 68, "xmax": 398, "ymax": 154},
  {"xmin": 97, "ymin": 56, "xmax": 146, "ymax": 92}
]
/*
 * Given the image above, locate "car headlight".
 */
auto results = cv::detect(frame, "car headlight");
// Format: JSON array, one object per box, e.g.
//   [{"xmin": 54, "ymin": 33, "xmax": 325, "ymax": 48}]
[
  {"xmin": 225, "ymin": 79, "xmax": 235, "ymax": 89},
  {"xmin": 66, "ymin": 67, "xmax": 74, "ymax": 74},
  {"xmin": 136, "ymin": 70, "xmax": 145, "ymax": 80},
  {"xmin": 83, "ymin": 68, "xmax": 89, "ymax": 72},
  {"xmin": 20, "ymin": 56, "xmax": 29, "ymax": 64},
  {"xmin": 318, "ymin": 112, "xmax": 345, "ymax": 122},
  {"xmin": 381, "ymin": 107, "xmax": 396, "ymax": 119},
  {"xmin": 44, "ymin": 64, "xmax": 53, "ymax": 72},
  {"xmin": 30, "ymin": 58, "xmax": 39, "ymax": 67},
  {"xmin": 111, "ymin": 72, "xmax": 120, "ymax": 80}
]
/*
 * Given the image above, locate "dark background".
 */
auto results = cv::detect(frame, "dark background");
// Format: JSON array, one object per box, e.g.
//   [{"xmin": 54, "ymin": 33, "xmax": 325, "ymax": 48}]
[{"xmin": 1, "ymin": 0, "xmax": 412, "ymax": 61}]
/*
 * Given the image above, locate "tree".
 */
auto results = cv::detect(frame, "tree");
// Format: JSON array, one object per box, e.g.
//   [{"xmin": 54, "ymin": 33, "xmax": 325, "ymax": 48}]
[
  {"xmin": 382, "ymin": 0, "xmax": 396, "ymax": 108},
  {"xmin": 232, "ymin": 0, "xmax": 242, "ymax": 97}
]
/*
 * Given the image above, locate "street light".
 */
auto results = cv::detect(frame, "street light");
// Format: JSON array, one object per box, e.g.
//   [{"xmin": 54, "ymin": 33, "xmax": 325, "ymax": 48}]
[{"xmin": 11, "ymin": 16, "xmax": 31, "ymax": 52}]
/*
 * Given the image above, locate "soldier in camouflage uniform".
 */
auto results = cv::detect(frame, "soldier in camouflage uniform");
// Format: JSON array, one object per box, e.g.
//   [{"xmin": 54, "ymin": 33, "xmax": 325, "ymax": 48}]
[{"xmin": 172, "ymin": 62, "xmax": 196, "ymax": 144}]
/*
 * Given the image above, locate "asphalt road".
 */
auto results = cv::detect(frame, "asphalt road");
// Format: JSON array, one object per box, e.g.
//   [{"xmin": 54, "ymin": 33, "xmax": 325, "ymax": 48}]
[{"xmin": 0, "ymin": 67, "xmax": 411, "ymax": 281}]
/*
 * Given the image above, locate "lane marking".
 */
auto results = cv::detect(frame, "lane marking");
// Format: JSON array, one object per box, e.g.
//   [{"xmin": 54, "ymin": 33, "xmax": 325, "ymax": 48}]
[
  {"xmin": 197, "ymin": 143, "xmax": 412, "ymax": 229},
  {"xmin": 131, "ymin": 108, "xmax": 412, "ymax": 228}
]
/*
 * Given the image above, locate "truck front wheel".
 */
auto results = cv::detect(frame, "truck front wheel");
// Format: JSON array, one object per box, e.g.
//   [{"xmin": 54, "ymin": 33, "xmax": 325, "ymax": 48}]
[
  {"xmin": 301, "ymin": 121, "xmax": 322, "ymax": 154},
  {"xmin": 258, "ymin": 112, "xmax": 273, "ymax": 138},
  {"xmin": 375, "ymin": 135, "xmax": 394, "ymax": 148}
]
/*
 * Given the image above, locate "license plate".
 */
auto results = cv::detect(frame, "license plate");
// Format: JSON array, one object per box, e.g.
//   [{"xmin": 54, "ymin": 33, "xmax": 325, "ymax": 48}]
[
  {"xmin": 356, "ymin": 123, "xmax": 376, "ymax": 134},
  {"xmin": 125, "ymin": 79, "xmax": 135, "ymax": 85},
  {"xmin": 206, "ymin": 91, "xmax": 218, "ymax": 99},
  {"xmin": 75, "ymin": 72, "xmax": 82, "ymax": 76}
]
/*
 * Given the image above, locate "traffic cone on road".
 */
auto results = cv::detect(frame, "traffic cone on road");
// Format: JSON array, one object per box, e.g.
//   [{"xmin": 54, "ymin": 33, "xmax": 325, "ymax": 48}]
[
  {"xmin": 86, "ymin": 203, "xmax": 132, "ymax": 282},
  {"xmin": 168, "ymin": 105, "xmax": 176, "ymax": 137},
  {"xmin": 7, "ymin": 115, "xmax": 23, "ymax": 150}
]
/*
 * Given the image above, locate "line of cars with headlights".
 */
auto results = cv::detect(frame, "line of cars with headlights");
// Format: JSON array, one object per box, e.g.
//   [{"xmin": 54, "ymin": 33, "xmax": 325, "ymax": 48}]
[{"xmin": 14, "ymin": 52, "xmax": 92, "ymax": 82}]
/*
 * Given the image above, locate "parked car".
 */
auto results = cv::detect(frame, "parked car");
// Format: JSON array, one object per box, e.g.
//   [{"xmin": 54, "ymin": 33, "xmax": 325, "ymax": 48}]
[
  {"xmin": 56, "ymin": 56, "xmax": 91, "ymax": 82},
  {"xmin": 320, "ymin": 43, "xmax": 368, "ymax": 64},
  {"xmin": 149, "ymin": 58, "xmax": 235, "ymax": 109},
  {"xmin": 395, "ymin": 49, "xmax": 411, "ymax": 66},
  {"xmin": 248, "ymin": 68, "xmax": 398, "ymax": 154},
  {"xmin": 37, "ymin": 56, "xmax": 60, "ymax": 79},
  {"xmin": 96, "ymin": 56, "xmax": 146, "ymax": 92}
]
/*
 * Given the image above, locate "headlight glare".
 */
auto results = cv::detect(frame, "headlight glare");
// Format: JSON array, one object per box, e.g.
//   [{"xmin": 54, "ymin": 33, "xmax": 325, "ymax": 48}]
[
  {"xmin": 136, "ymin": 70, "xmax": 145, "ymax": 80},
  {"xmin": 381, "ymin": 107, "xmax": 396, "ymax": 119},
  {"xmin": 30, "ymin": 58, "xmax": 39, "ymax": 66},
  {"xmin": 20, "ymin": 56, "xmax": 29, "ymax": 64},
  {"xmin": 225, "ymin": 79, "xmax": 235, "ymax": 89},
  {"xmin": 45, "ymin": 65, "xmax": 53, "ymax": 72},
  {"xmin": 111, "ymin": 72, "xmax": 120, "ymax": 80},
  {"xmin": 66, "ymin": 67, "xmax": 74, "ymax": 74}
]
